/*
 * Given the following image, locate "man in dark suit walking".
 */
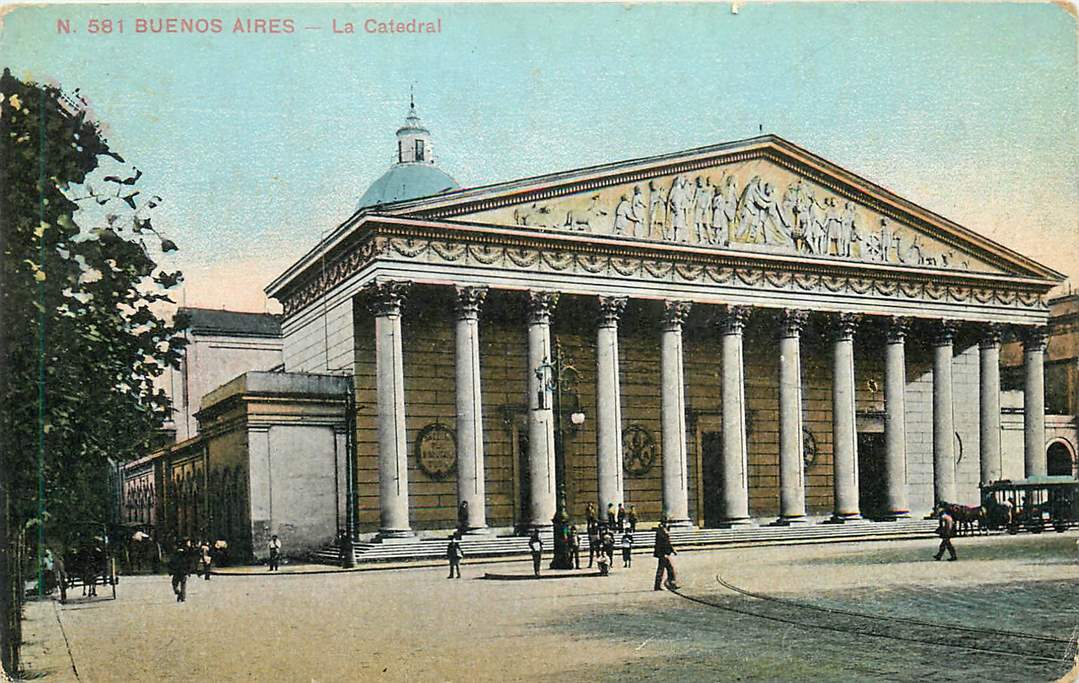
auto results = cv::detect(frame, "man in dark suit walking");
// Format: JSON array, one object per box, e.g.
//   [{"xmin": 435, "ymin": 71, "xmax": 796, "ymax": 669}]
[{"xmin": 653, "ymin": 519, "xmax": 679, "ymax": 591}]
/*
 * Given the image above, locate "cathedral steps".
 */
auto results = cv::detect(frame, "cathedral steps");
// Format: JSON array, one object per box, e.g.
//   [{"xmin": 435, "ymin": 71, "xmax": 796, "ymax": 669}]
[{"xmin": 307, "ymin": 518, "xmax": 938, "ymax": 566}]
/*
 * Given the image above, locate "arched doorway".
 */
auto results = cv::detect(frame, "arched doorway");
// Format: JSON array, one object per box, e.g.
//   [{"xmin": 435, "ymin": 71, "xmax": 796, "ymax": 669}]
[{"xmin": 1046, "ymin": 440, "xmax": 1075, "ymax": 477}]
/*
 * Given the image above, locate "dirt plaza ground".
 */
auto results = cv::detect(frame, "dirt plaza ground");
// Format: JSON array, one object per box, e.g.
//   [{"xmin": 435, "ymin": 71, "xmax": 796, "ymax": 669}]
[{"xmin": 18, "ymin": 533, "xmax": 1079, "ymax": 682}]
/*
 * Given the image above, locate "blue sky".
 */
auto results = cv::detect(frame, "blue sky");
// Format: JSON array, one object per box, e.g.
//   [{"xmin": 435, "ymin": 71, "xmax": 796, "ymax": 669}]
[{"xmin": 4, "ymin": 2, "xmax": 1077, "ymax": 311}]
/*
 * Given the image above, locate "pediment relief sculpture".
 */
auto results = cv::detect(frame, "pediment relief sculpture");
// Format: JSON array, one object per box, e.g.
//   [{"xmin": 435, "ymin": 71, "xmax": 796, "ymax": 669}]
[{"xmin": 464, "ymin": 159, "xmax": 998, "ymax": 273}]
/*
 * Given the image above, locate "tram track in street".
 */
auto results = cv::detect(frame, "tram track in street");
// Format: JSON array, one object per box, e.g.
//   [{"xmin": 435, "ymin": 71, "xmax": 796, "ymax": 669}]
[{"xmin": 663, "ymin": 575, "xmax": 1076, "ymax": 666}]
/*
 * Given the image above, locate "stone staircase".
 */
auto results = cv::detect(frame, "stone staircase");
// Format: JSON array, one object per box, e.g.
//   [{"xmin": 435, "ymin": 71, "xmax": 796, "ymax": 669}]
[{"xmin": 308, "ymin": 518, "xmax": 938, "ymax": 566}]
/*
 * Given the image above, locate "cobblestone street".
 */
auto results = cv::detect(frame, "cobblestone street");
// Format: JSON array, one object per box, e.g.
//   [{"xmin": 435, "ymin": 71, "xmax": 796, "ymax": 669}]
[{"xmin": 18, "ymin": 534, "xmax": 1079, "ymax": 682}]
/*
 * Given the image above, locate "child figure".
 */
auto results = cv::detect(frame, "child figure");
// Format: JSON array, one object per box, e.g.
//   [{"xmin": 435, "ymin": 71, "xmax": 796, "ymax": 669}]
[
  {"xmin": 621, "ymin": 532, "xmax": 633, "ymax": 568},
  {"xmin": 597, "ymin": 550, "xmax": 610, "ymax": 576}
]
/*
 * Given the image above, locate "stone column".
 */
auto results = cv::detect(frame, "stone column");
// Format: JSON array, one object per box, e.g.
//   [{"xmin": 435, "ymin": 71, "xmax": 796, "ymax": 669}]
[
  {"xmin": 831, "ymin": 313, "xmax": 861, "ymax": 521},
  {"xmin": 883, "ymin": 317, "xmax": 911, "ymax": 519},
  {"xmin": 777, "ymin": 309, "xmax": 808, "ymax": 524},
  {"xmin": 660, "ymin": 300, "xmax": 693, "ymax": 528},
  {"xmin": 1022, "ymin": 326, "xmax": 1049, "ymax": 478},
  {"xmin": 596, "ymin": 296, "xmax": 627, "ymax": 516},
  {"xmin": 932, "ymin": 321, "xmax": 957, "ymax": 505},
  {"xmin": 526, "ymin": 290, "xmax": 559, "ymax": 530},
  {"xmin": 455, "ymin": 285, "xmax": 488, "ymax": 533},
  {"xmin": 979, "ymin": 325, "xmax": 1003, "ymax": 485},
  {"xmin": 719, "ymin": 305, "xmax": 752, "ymax": 525},
  {"xmin": 366, "ymin": 280, "xmax": 413, "ymax": 538}
]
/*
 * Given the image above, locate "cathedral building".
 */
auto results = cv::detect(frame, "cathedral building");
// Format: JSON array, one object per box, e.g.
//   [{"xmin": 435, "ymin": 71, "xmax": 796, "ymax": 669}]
[{"xmin": 126, "ymin": 102, "xmax": 1073, "ymax": 559}]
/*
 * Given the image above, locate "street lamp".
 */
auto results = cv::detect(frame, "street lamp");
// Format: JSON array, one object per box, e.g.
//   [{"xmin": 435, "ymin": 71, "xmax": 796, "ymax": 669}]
[
  {"xmin": 534, "ymin": 340, "xmax": 584, "ymax": 570},
  {"xmin": 342, "ymin": 374, "xmax": 358, "ymax": 568}
]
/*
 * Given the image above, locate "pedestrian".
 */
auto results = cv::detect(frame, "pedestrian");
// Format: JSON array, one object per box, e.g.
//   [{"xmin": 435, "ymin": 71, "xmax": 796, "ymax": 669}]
[
  {"xmin": 653, "ymin": 519, "xmax": 679, "ymax": 591},
  {"xmin": 621, "ymin": 531, "xmax": 634, "ymax": 568},
  {"xmin": 169, "ymin": 542, "xmax": 189, "ymax": 603},
  {"xmin": 602, "ymin": 526, "xmax": 616, "ymax": 567},
  {"xmin": 617, "ymin": 503, "xmax": 626, "ymax": 532},
  {"xmin": 528, "ymin": 529, "xmax": 543, "ymax": 577},
  {"xmin": 587, "ymin": 524, "xmax": 600, "ymax": 568},
  {"xmin": 597, "ymin": 549, "xmax": 610, "ymax": 576},
  {"xmin": 607, "ymin": 502, "xmax": 617, "ymax": 528},
  {"xmin": 336, "ymin": 529, "xmax": 350, "ymax": 568},
  {"xmin": 268, "ymin": 534, "xmax": 282, "ymax": 571},
  {"xmin": 198, "ymin": 540, "xmax": 212, "ymax": 580},
  {"xmin": 458, "ymin": 500, "xmax": 470, "ymax": 534},
  {"xmin": 585, "ymin": 502, "xmax": 597, "ymax": 535},
  {"xmin": 627, "ymin": 505, "xmax": 638, "ymax": 533},
  {"xmin": 447, "ymin": 533, "xmax": 465, "ymax": 579},
  {"xmin": 933, "ymin": 508, "xmax": 957, "ymax": 561},
  {"xmin": 568, "ymin": 525, "xmax": 581, "ymax": 570}
]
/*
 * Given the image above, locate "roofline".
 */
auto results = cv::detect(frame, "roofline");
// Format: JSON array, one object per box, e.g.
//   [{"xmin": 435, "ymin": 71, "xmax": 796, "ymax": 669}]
[{"xmin": 266, "ymin": 133, "xmax": 1065, "ymax": 297}]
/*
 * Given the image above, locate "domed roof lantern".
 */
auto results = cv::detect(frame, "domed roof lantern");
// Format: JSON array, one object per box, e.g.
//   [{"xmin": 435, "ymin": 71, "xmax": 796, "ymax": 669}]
[
  {"xmin": 357, "ymin": 89, "xmax": 459, "ymax": 210},
  {"xmin": 396, "ymin": 88, "xmax": 433, "ymax": 164}
]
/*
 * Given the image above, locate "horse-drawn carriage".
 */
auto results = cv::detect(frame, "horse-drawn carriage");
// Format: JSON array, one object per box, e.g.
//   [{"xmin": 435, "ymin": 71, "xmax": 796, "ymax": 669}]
[
  {"xmin": 980, "ymin": 476, "xmax": 1079, "ymax": 534},
  {"xmin": 57, "ymin": 522, "xmax": 118, "ymax": 603}
]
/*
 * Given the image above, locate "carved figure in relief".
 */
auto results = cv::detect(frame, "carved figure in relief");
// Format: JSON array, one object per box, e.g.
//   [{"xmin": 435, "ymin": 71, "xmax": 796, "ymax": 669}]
[
  {"xmin": 838, "ymin": 201, "xmax": 858, "ymax": 258},
  {"xmin": 564, "ymin": 194, "xmax": 607, "ymax": 231},
  {"xmin": 735, "ymin": 176, "xmax": 791, "ymax": 246},
  {"xmin": 612, "ymin": 186, "xmax": 646, "ymax": 237},
  {"xmin": 823, "ymin": 197, "xmax": 844, "ymax": 256},
  {"xmin": 631, "ymin": 185, "xmax": 647, "ymax": 238},
  {"xmin": 710, "ymin": 175, "xmax": 737, "ymax": 246},
  {"xmin": 898, "ymin": 232, "xmax": 925, "ymax": 266},
  {"xmin": 879, "ymin": 217, "xmax": 896, "ymax": 263},
  {"xmin": 691, "ymin": 176, "xmax": 714, "ymax": 243},
  {"xmin": 666, "ymin": 176, "xmax": 692, "ymax": 241},
  {"xmin": 647, "ymin": 180, "xmax": 666, "ymax": 239},
  {"xmin": 513, "ymin": 202, "xmax": 554, "ymax": 228}
]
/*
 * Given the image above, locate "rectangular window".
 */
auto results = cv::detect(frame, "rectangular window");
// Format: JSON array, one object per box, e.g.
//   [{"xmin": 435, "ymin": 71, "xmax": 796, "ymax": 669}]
[
  {"xmin": 398, "ymin": 140, "xmax": 403, "ymax": 163},
  {"xmin": 415, "ymin": 139, "xmax": 425, "ymax": 161}
]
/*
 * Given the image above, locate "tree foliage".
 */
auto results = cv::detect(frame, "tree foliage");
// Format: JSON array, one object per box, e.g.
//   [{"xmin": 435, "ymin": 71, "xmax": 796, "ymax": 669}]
[{"xmin": 0, "ymin": 69, "xmax": 188, "ymax": 546}]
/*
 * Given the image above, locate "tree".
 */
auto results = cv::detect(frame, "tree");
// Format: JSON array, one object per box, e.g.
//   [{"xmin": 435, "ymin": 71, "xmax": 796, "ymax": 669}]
[{"xmin": 0, "ymin": 69, "xmax": 187, "ymax": 671}]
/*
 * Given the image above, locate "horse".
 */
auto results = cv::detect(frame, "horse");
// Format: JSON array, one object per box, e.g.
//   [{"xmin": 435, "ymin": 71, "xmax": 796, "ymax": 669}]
[{"xmin": 937, "ymin": 502, "xmax": 987, "ymax": 536}]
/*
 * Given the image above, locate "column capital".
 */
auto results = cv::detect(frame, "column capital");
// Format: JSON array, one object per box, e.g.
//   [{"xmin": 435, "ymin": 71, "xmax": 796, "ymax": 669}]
[
  {"xmin": 978, "ymin": 323, "xmax": 1006, "ymax": 349},
  {"xmin": 662, "ymin": 300, "xmax": 693, "ymax": 331},
  {"xmin": 527, "ymin": 290, "xmax": 560, "ymax": 324},
  {"xmin": 363, "ymin": 279, "xmax": 411, "ymax": 317},
  {"xmin": 716, "ymin": 305, "xmax": 752, "ymax": 336},
  {"xmin": 597, "ymin": 296, "xmax": 628, "ymax": 327},
  {"xmin": 454, "ymin": 285, "xmax": 488, "ymax": 321},
  {"xmin": 931, "ymin": 320, "xmax": 958, "ymax": 347},
  {"xmin": 830, "ymin": 313, "xmax": 861, "ymax": 342},
  {"xmin": 1020, "ymin": 325, "xmax": 1049, "ymax": 353},
  {"xmin": 885, "ymin": 316, "xmax": 911, "ymax": 343},
  {"xmin": 778, "ymin": 309, "xmax": 809, "ymax": 339}
]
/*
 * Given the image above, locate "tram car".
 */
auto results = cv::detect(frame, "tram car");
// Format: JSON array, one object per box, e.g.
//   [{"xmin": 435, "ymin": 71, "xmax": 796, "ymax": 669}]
[{"xmin": 980, "ymin": 477, "xmax": 1079, "ymax": 534}]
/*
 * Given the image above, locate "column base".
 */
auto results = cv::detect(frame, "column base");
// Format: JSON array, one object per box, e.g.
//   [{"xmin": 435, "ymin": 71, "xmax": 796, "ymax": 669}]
[
  {"xmin": 824, "ymin": 513, "xmax": 865, "ymax": 524},
  {"xmin": 882, "ymin": 511, "xmax": 911, "ymax": 521},
  {"xmin": 462, "ymin": 526, "xmax": 490, "ymax": 535},
  {"xmin": 375, "ymin": 528, "xmax": 415, "ymax": 541},
  {"xmin": 665, "ymin": 518, "xmax": 694, "ymax": 529},
  {"xmin": 720, "ymin": 517, "xmax": 755, "ymax": 527},
  {"xmin": 771, "ymin": 516, "xmax": 809, "ymax": 526},
  {"xmin": 523, "ymin": 523, "xmax": 553, "ymax": 534}
]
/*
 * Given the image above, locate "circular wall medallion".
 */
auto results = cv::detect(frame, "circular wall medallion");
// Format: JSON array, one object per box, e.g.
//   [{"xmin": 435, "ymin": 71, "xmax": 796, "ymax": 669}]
[
  {"xmin": 415, "ymin": 423, "xmax": 457, "ymax": 480},
  {"xmin": 802, "ymin": 427, "xmax": 819, "ymax": 469},
  {"xmin": 623, "ymin": 425, "xmax": 657, "ymax": 476}
]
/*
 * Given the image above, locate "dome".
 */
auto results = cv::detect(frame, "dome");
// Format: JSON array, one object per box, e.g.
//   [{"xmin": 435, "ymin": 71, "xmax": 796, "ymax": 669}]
[
  {"xmin": 357, "ymin": 163, "xmax": 459, "ymax": 209},
  {"xmin": 356, "ymin": 95, "xmax": 459, "ymax": 210}
]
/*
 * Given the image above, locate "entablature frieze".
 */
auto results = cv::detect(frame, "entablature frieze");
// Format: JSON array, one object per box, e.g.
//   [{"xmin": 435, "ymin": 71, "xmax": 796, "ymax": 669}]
[{"xmin": 277, "ymin": 220, "xmax": 1053, "ymax": 325}]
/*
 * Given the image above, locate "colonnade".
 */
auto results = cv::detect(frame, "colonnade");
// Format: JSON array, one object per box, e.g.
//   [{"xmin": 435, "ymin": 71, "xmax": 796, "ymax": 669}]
[{"xmin": 363, "ymin": 280, "xmax": 1049, "ymax": 537}]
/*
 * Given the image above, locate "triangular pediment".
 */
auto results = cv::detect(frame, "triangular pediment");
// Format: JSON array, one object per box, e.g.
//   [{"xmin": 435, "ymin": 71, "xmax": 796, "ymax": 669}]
[{"xmin": 377, "ymin": 136, "xmax": 1061, "ymax": 281}]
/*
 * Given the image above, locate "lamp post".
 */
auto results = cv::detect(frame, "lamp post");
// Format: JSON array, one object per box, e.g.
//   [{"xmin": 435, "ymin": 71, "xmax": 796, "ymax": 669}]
[
  {"xmin": 534, "ymin": 340, "xmax": 584, "ymax": 570},
  {"xmin": 342, "ymin": 374, "xmax": 357, "ymax": 568}
]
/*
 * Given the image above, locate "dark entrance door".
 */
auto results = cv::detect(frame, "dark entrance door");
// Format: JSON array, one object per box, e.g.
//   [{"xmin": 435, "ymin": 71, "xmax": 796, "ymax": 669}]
[
  {"xmin": 516, "ymin": 427, "xmax": 531, "ymax": 531},
  {"xmin": 701, "ymin": 431, "xmax": 724, "ymax": 527},
  {"xmin": 857, "ymin": 433, "xmax": 887, "ymax": 520},
  {"xmin": 1047, "ymin": 442, "xmax": 1073, "ymax": 476}
]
